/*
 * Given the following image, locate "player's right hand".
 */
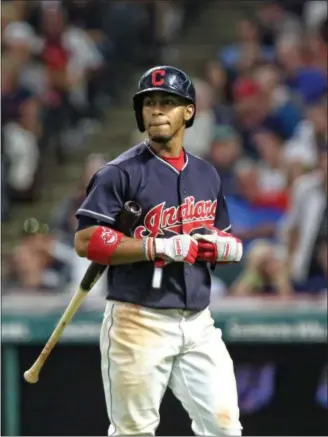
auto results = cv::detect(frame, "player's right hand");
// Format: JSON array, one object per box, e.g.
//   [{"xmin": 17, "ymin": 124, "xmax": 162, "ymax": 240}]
[
  {"xmin": 154, "ymin": 234, "xmax": 198, "ymax": 263},
  {"xmin": 193, "ymin": 230, "xmax": 243, "ymax": 263}
]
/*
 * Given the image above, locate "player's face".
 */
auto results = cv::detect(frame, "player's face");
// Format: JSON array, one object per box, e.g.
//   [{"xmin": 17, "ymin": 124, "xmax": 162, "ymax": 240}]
[{"xmin": 142, "ymin": 92, "xmax": 194, "ymax": 143}]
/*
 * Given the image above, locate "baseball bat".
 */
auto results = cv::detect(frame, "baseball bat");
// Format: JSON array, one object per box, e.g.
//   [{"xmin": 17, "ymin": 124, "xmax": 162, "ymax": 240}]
[{"xmin": 23, "ymin": 201, "xmax": 142, "ymax": 384}]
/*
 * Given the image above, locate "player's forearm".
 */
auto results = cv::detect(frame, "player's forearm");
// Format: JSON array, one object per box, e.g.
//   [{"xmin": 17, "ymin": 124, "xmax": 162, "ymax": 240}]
[
  {"xmin": 75, "ymin": 227, "xmax": 151, "ymax": 265},
  {"xmin": 110, "ymin": 236, "xmax": 148, "ymax": 265},
  {"xmin": 75, "ymin": 226, "xmax": 199, "ymax": 267}
]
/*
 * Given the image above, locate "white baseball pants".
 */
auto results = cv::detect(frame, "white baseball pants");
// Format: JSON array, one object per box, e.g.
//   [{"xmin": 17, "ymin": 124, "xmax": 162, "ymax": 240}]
[{"xmin": 100, "ymin": 300, "xmax": 242, "ymax": 436}]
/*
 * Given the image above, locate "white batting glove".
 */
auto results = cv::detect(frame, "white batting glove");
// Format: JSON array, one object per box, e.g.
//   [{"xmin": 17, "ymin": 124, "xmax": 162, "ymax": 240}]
[
  {"xmin": 154, "ymin": 234, "xmax": 198, "ymax": 264},
  {"xmin": 193, "ymin": 229, "xmax": 243, "ymax": 263}
]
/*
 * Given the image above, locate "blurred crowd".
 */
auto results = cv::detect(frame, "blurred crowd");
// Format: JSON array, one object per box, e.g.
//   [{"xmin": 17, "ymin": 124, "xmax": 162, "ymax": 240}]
[
  {"xmin": 3, "ymin": 0, "xmax": 327, "ymax": 299},
  {"xmin": 1, "ymin": 0, "xmax": 197, "ymax": 219},
  {"xmin": 2, "ymin": 0, "xmax": 200, "ymax": 295},
  {"xmin": 191, "ymin": 0, "xmax": 327, "ymax": 298},
  {"xmin": 2, "ymin": 0, "xmax": 106, "ymax": 215}
]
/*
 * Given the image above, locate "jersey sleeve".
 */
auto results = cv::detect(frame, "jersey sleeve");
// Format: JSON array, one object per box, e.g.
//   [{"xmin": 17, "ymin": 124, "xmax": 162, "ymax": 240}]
[
  {"xmin": 214, "ymin": 183, "xmax": 232, "ymax": 233},
  {"xmin": 76, "ymin": 165, "xmax": 128, "ymax": 228}
]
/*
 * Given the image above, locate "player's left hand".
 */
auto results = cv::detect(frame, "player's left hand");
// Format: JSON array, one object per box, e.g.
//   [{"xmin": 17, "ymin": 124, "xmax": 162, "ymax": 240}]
[{"xmin": 193, "ymin": 228, "xmax": 243, "ymax": 263}]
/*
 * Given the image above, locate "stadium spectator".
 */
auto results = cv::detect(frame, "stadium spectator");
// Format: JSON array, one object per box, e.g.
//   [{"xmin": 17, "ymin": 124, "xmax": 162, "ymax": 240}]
[
  {"xmin": 3, "ymin": 98, "xmax": 41, "ymax": 202},
  {"xmin": 204, "ymin": 59, "xmax": 234, "ymax": 125},
  {"xmin": 1, "ymin": 144, "xmax": 11, "ymax": 222},
  {"xmin": 183, "ymin": 78, "xmax": 216, "ymax": 157},
  {"xmin": 1, "ymin": 55, "xmax": 40, "ymax": 127},
  {"xmin": 252, "ymin": 62, "xmax": 293, "ymax": 113},
  {"xmin": 232, "ymin": 76, "xmax": 302, "ymax": 158},
  {"xmin": 40, "ymin": 4, "xmax": 104, "ymax": 121},
  {"xmin": 276, "ymin": 33, "xmax": 327, "ymax": 106},
  {"xmin": 285, "ymin": 95, "xmax": 327, "ymax": 166},
  {"xmin": 284, "ymin": 140, "xmax": 318, "ymax": 185},
  {"xmin": 256, "ymin": 0, "xmax": 302, "ymax": 47},
  {"xmin": 206, "ymin": 125, "xmax": 242, "ymax": 196},
  {"xmin": 5, "ymin": 233, "xmax": 74, "ymax": 293},
  {"xmin": 303, "ymin": 1, "xmax": 328, "ymax": 30},
  {"xmin": 231, "ymin": 239, "xmax": 293, "ymax": 297},
  {"xmin": 225, "ymin": 159, "xmax": 285, "ymax": 248},
  {"xmin": 218, "ymin": 18, "xmax": 275, "ymax": 77},
  {"xmin": 62, "ymin": 0, "xmax": 106, "ymax": 44},
  {"xmin": 152, "ymin": 0, "xmax": 185, "ymax": 61},
  {"xmin": 279, "ymin": 146, "xmax": 327, "ymax": 285},
  {"xmin": 252, "ymin": 127, "xmax": 287, "ymax": 195}
]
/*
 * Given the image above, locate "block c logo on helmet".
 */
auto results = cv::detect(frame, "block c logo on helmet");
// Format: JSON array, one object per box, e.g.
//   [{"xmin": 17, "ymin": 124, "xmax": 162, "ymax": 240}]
[{"xmin": 151, "ymin": 69, "xmax": 166, "ymax": 86}]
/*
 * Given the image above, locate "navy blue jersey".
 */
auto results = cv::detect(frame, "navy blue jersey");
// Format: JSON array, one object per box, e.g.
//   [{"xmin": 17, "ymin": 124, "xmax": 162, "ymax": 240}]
[{"xmin": 76, "ymin": 141, "xmax": 231, "ymax": 311}]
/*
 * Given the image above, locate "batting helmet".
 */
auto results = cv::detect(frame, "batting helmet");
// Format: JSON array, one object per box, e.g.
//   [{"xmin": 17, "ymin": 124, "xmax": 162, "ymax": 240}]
[{"xmin": 133, "ymin": 66, "xmax": 196, "ymax": 132}]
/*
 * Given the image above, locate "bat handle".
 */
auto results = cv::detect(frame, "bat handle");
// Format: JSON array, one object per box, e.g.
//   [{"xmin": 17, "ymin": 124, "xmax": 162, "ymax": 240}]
[
  {"xmin": 152, "ymin": 260, "xmax": 165, "ymax": 288},
  {"xmin": 23, "ymin": 288, "xmax": 88, "ymax": 384},
  {"xmin": 24, "ymin": 356, "xmax": 46, "ymax": 384}
]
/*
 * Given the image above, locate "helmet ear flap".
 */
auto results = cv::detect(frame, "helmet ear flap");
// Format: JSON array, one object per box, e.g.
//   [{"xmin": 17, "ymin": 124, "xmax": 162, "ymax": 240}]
[
  {"xmin": 133, "ymin": 97, "xmax": 145, "ymax": 132},
  {"xmin": 136, "ymin": 110, "xmax": 145, "ymax": 132}
]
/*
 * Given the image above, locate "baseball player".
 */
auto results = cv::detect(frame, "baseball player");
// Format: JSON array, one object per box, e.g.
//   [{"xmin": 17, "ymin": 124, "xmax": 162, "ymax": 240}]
[{"xmin": 74, "ymin": 66, "xmax": 243, "ymax": 436}]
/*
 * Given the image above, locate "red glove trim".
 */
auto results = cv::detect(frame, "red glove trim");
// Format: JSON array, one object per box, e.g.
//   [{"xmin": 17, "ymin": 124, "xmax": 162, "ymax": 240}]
[{"xmin": 197, "ymin": 241, "xmax": 217, "ymax": 262}]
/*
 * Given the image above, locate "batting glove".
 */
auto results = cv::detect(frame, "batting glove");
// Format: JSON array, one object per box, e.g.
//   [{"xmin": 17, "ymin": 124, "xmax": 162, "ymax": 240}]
[
  {"xmin": 193, "ymin": 229, "xmax": 243, "ymax": 263},
  {"xmin": 154, "ymin": 234, "xmax": 198, "ymax": 264}
]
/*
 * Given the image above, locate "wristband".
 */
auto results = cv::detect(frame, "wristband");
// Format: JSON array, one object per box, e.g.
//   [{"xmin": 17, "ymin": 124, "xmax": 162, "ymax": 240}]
[
  {"xmin": 87, "ymin": 226, "xmax": 124, "ymax": 264},
  {"xmin": 143, "ymin": 237, "xmax": 155, "ymax": 261},
  {"xmin": 148, "ymin": 238, "xmax": 155, "ymax": 260}
]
